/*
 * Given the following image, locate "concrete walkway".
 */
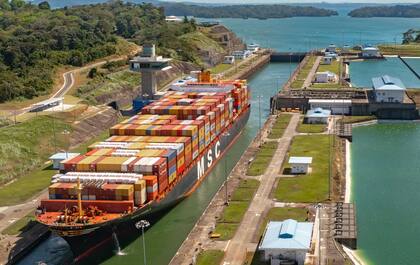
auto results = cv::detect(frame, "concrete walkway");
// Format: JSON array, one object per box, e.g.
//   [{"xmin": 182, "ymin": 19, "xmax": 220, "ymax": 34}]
[
  {"xmin": 302, "ymin": 56, "xmax": 321, "ymax": 88},
  {"xmin": 221, "ymin": 113, "xmax": 300, "ymax": 265}
]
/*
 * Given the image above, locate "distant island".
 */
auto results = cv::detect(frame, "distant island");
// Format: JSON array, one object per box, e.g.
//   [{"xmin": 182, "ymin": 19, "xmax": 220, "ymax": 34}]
[
  {"xmin": 162, "ymin": 3, "xmax": 338, "ymax": 19},
  {"xmin": 349, "ymin": 4, "xmax": 420, "ymax": 18},
  {"xmin": 31, "ymin": 0, "xmax": 338, "ymax": 19}
]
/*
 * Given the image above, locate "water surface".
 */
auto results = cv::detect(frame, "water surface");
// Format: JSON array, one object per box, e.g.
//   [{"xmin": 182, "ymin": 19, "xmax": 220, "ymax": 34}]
[{"xmin": 352, "ymin": 123, "xmax": 420, "ymax": 265}]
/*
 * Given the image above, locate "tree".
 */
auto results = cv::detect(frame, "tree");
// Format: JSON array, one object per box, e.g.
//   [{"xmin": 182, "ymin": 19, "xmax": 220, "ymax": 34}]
[
  {"xmin": 0, "ymin": 0, "xmax": 11, "ymax": 10},
  {"xmin": 38, "ymin": 1, "xmax": 51, "ymax": 10},
  {"xmin": 10, "ymin": 0, "xmax": 25, "ymax": 10},
  {"xmin": 88, "ymin": 67, "xmax": 98, "ymax": 79}
]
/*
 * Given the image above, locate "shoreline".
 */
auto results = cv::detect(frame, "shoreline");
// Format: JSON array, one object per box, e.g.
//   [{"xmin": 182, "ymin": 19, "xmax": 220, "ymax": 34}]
[{"xmin": 344, "ymin": 139, "xmax": 366, "ymax": 265}]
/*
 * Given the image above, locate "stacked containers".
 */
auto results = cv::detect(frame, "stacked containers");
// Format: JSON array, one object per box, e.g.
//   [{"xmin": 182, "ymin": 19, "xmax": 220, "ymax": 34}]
[
  {"xmin": 170, "ymin": 120, "xmax": 205, "ymax": 153},
  {"xmin": 197, "ymin": 115, "xmax": 211, "ymax": 147},
  {"xmin": 206, "ymin": 112, "xmax": 216, "ymax": 141}
]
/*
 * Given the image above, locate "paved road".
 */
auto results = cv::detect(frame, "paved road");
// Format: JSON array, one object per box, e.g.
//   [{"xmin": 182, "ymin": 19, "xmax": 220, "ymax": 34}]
[
  {"xmin": 222, "ymin": 113, "xmax": 300, "ymax": 265},
  {"xmin": 303, "ymin": 56, "xmax": 322, "ymax": 88}
]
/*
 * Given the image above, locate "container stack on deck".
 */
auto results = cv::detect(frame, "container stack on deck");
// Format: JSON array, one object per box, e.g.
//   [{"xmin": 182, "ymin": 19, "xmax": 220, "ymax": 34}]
[{"xmin": 40, "ymin": 74, "xmax": 250, "ymax": 218}]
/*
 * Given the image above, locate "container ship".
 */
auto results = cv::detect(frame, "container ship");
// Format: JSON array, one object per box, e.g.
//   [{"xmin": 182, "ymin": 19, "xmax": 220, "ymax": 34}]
[{"xmin": 36, "ymin": 71, "xmax": 251, "ymax": 257}]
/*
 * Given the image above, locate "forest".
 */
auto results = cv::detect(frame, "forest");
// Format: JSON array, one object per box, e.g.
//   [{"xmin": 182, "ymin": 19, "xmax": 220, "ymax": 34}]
[
  {"xmin": 0, "ymin": 0, "xmax": 197, "ymax": 102},
  {"xmin": 162, "ymin": 3, "xmax": 338, "ymax": 19},
  {"xmin": 349, "ymin": 4, "xmax": 420, "ymax": 18},
  {"xmin": 403, "ymin": 29, "xmax": 420, "ymax": 44}
]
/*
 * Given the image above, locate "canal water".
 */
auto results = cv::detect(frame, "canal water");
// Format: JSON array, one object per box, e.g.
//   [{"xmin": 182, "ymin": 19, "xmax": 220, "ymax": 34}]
[
  {"xmin": 18, "ymin": 62, "xmax": 296, "ymax": 265},
  {"xmin": 351, "ymin": 123, "xmax": 420, "ymax": 265},
  {"xmin": 349, "ymin": 57, "xmax": 420, "ymax": 88}
]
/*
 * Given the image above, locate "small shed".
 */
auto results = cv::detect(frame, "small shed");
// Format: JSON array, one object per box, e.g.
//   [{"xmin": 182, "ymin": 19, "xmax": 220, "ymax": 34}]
[
  {"xmin": 326, "ymin": 44, "xmax": 337, "ymax": 53},
  {"xmin": 259, "ymin": 219, "xmax": 314, "ymax": 265},
  {"xmin": 288, "ymin": 156, "xmax": 312, "ymax": 174},
  {"xmin": 342, "ymin": 45, "xmax": 351, "ymax": 53},
  {"xmin": 223, "ymin": 55, "xmax": 235, "ymax": 64},
  {"xmin": 315, "ymin": 71, "xmax": 336, "ymax": 83},
  {"xmin": 362, "ymin": 46, "xmax": 380, "ymax": 58},
  {"xmin": 49, "ymin": 152, "xmax": 80, "ymax": 170},
  {"xmin": 247, "ymin": 43, "xmax": 260, "ymax": 53},
  {"xmin": 305, "ymin": 108, "xmax": 331, "ymax": 124},
  {"xmin": 232, "ymin": 50, "xmax": 252, "ymax": 60},
  {"xmin": 321, "ymin": 56, "xmax": 333, "ymax": 65}
]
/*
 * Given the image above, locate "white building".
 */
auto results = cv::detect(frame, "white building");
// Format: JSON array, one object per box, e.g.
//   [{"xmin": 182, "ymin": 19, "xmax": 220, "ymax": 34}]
[
  {"xmin": 309, "ymin": 99, "xmax": 352, "ymax": 115},
  {"xmin": 342, "ymin": 45, "xmax": 351, "ymax": 53},
  {"xmin": 305, "ymin": 108, "xmax": 331, "ymax": 124},
  {"xmin": 247, "ymin": 43, "xmax": 260, "ymax": 53},
  {"xmin": 372, "ymin": 75, "xmax": 406, "ymax": 103},
  {"xmin": 321, "ymin": 56, "xmax": 333, "ymax": 65},
  {"xmin": 326, "ymin": 44, "xmax": 337, "ymax": 53},
  {"xmin": 362, "ymin": 46, "xmax": 380, "ymax": 58},
  {"xmin": 165, "ymin": 16, "xmax": 182, "ymax": 22},
  {"xmin": 50, "ymin": 152, "xmax": 80, "ymax": 170},
  {"xmin": 289, "ymin": 156, "xmax": 312, "ymax": 174},
  {"xmin": 315, "ymin": 71, "xmax": 337, "ymax": 83},
  {"xmin": 259, "ymin": 219, "xmax": 314, "ymax": 265},
  {"xmin": 223, "ymin": 55, "xmax": 235, "ymax": 64},
  {"xmin": 232, "ymin": 50, "xmax": 252, "ymax": 60}
]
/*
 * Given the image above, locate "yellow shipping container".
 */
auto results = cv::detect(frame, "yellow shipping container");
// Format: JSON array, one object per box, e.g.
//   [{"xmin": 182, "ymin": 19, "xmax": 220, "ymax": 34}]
[
  {"xmin": 96, "ymin": 156, "xmax": 129, "ymax": 172},
  {"xmin": 76, "ymin": 156, "xmax": 100, "ymax": 171},
  {"xmin": 134, "ymin": 179, "xmax": 147, "ymax": 205}
]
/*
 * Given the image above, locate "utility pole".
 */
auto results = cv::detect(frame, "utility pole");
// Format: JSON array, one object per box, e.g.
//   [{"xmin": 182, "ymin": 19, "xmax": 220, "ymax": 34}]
[{"xmin": 258, "ymin": 95, "xmax": 263, "ymax": 147}]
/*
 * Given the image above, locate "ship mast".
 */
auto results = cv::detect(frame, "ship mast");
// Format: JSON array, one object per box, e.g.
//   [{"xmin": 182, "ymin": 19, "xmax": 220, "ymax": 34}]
[{"xmin": 77, "ymin": 177, "xmax": 83, "ymax": 219}]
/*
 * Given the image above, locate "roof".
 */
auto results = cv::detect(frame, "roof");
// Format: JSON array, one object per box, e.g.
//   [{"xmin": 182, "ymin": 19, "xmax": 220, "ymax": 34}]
[
  {"xmin": 316, "ymin": 71, "xmax": 335, "ymax": 76},
  {"xmin": 259, "ymin": 220, "xmax": 314, "ymax": 250},
  {"xmin": 31, "ymin": 97, "xmax": 63, "ymax": 107},
  {"xmin": 49, "ymin": 152, "xmax": 80, "ymax": 160},
  {"xmin": 309, "ymin": 99, "xmax": 352, "ymax": 104},
  {"xmin": 305, "ymin": 108, "xmax": 331, "ymax": 118},
  {"xmin": 362, "ymin": 46, "xmax": 379, "ymax": 51},
  {"xmin": 372, "ymin": 75, "xmax": 406, "ymax": 91},
  {"xmin": 289, "ymin": 156, "xmax": 312, "ymax": 164}
]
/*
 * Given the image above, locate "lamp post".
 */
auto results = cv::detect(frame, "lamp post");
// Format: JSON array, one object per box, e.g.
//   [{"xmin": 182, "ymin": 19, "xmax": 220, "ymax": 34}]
[
  {"xmin": 135, "ymin": 220, "xmax": 150, "ymax": 265},
  {"xmin": 62, "ymin": 129, "xmax": 70, "ymax": 159},
  {"xmin": 257, "ymin": 95, "xmax": 263, "ymax": 147}
]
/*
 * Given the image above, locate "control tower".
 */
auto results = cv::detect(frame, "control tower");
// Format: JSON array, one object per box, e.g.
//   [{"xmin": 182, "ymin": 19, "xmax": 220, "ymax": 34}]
[{"xmin": 130, "ymin": 44, "xmax": 172, "ymax": 99}]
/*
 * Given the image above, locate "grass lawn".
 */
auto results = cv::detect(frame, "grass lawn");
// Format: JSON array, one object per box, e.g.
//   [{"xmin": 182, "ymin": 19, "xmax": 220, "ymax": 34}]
[
  {"xmin": 339, "ymin": 116, "xmax": 376, "ymax": 124},
  {"xmin": 290, "ymin": 55, "xmax": 316, "ymax": 89},
  {"xmin": 0, "ymin": 116, "xmax": 70, "ymax": 185},
  {"xmin": 379, "ymin": 44, "xmax": 420, "ymax": 56},
  {"xmin": 267, "ymin": 114, "xmax": 292, "ymax": 139},
  {"xmin": 297, "ymin": 122, "xmax": 326, "ymax": 133},
  {"xmin": 0, "ymin": 125, "xmax": 111, "ymax": 206},
  {"xmin": 274, "ymin": 135, "xmax": 330, "ymax": 203},
  {"xmin": 317, "ymin": 60, "xmax": 340, "ymax": 75},
  {"xmin": 244, "ymin": 251, "xmax": 268, "ymax": 265},
  {"xmin": 196, "ymin": 250, "xmax": 224, "ymax": 265},
  {"xmin": 258, "ymin": 207, "xmax": 308, "ymax": 237},
  {"xmin": 310, "ymin": 83, "xmax": 344, "ymax": 89},
  {"xmin": 2, "ymin": 212, "xmax": 36, "ymax": 235},
  {"xmin": 214, "ymin": 179, "xmax": 259, "ymax": 240},
  {"xmin": 247, "ymin": 142, "xmax": 278, "ymax": 176}
]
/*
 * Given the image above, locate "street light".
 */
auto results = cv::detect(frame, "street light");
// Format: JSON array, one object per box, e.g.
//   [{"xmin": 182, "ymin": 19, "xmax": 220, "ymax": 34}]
[
  {"xmin": 62, "ymin": 129, "xmax": 70, "ymax": 159},
  {"xmin": 223, "ymin": 132, "xmax": 231, "ymax": 205},
  {"xmin": 135, "ymin": 220, "xmax": 150, "ymax": 265}
]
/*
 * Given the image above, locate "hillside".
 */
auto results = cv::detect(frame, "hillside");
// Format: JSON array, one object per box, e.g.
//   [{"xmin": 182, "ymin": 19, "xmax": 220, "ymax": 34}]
[
  {"xmin": 349, "ymin": 4, "xmax": 420, "ymax": 18},
  {"xmin": 0, "ymin": 1, "xmax": 198, "ymax": 103}
]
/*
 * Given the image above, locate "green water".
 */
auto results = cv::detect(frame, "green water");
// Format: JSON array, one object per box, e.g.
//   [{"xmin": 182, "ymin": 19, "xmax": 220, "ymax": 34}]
[
  {"xmin": 350, "ymin": 57, "xmax": 420, "ymax": 89},
  {"xmin": 352, "ymin": 123, "xmax": 420, "ymax": 265}
]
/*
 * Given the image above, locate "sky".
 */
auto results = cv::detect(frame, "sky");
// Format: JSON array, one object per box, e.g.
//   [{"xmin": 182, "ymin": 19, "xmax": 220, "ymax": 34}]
[{"xmin": 165, "ymin": 0, "xmax": 420, "ymax": 3}]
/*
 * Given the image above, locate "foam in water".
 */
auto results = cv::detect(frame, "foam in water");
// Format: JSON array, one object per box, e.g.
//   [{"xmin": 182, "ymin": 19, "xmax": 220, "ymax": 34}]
[{"xmin": 112, "ymin": 231, "xmax": 126, "ymax": 256}]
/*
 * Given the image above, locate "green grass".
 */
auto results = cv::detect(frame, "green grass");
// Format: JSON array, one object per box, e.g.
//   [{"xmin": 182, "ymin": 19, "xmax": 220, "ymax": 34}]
[
  {"xmin": 244, "ymin": 251, "xmax": 268, "ymax": 265},
  {"xmin": 2, "ymin": 212, "xmax": 36, "ymax": 235},
  {"xmin": 0, "ymin": 124, "xmax": 111, "ymax": 206},
  {"xmin": 318, "ymin": 60, "xmax": 340, "ymax": 75},
  {"xmin": 297, "ymin": 122, "xmax": 326, "ymax": 133},
  {"xmin": 213, "ymin": 223, "xmax": 240, "ymax": 241},
  {"xmin": 274, "ymin": 135, "xmax": 330, "ymax": 203},
  {"xmin": 247, "ymin": 142, "xmax": 278, "ymax": 176},
  {"xmin": 76, "ymin": 70, "xmax": 139, "ymax": 104},
  {"xmin": 213, "ymin": 179, "xmax": 259, "ymax": 240},
  {"xmin": 267, "ymin": 114, "xmax": 292, "ymax": 139},
  {"xmin": 258, "ymin": 207, "xmax": 308, "ymax": 237},
  {"xmin": 0, "ymin": 116, "xmax": 70, "ymax": 184},
  {"xmin": 196, "ymin": 250, "xmax": 224, "ymax": 265},
  {"xmin": 379, "ymin": 44, "xmax": 420, "ymax": 56},
  {"xmin": 340, "ymin": 116, "xmax": 376, "ymax": 124},
  {"xmin": 290, "ymin": 55, "xmax": 316, "ymax": 89},
  {"xmin": 209, "ymin": 63, "xmax": 233, "ymax": 74},
  {"xmin": 310, "ymin": 83, "xmax": 344, "ymax": 89}
]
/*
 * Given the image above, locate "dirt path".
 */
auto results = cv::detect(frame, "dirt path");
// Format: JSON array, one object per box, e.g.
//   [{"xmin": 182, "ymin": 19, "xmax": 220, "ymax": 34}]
[{"xmin": 303, "ymin": 56, "xmax": 321, "ymax": 88}]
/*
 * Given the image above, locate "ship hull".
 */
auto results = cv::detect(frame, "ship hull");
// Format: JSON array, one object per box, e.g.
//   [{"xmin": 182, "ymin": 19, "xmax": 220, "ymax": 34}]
[{"xmin": 57, "ymin": 106, "xmax": 251, "ymax": 262}]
